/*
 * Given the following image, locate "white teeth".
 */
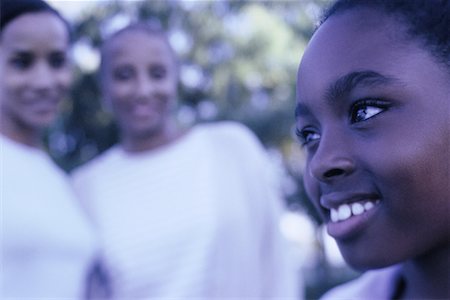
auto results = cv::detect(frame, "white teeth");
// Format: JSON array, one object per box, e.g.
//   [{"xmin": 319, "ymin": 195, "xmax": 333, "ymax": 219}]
[
  {"xmin": 330, "ymin": 200, "xmax": 379, "ymax": 223},
  {"xmin": 338, "ymin": 204, "xmax": 352, "ymax": 221},
  {"xmin": 331, "ymin": 209, "xmax": 339, "ymax": 222},
  {"xmin": 351, "ymin": 202, "xmax": 365, "ymax": 215},
  {"xmin": 364, "ymin": 202, "xmax": 374, "ymax": 210}
]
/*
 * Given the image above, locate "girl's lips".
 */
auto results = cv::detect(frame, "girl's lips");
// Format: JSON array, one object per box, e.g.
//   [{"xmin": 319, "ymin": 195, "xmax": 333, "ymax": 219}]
[
  {"xmin": 330, "ymin": 200, "xmax": 380, "ymax": 222},
  {"xmin": 320, "ymin": 192, "xmax": 381, "ymax": 239},
  {"xmin": 326, "ymin": 199, "xmax": 381, "ymax": 239}
]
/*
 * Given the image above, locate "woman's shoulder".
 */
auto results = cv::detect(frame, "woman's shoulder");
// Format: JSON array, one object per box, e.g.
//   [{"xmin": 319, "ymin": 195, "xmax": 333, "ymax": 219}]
[
  {"xmin": 194, "ymin": 121, "xmax": 263, "ymax": 150},
  {"xmin": 192, "ymin": 121, "xmax": 274, "ymax": 175},
  {"xmin": 70, "ymin": 145, "xmax": 121, "ymax": 181}
]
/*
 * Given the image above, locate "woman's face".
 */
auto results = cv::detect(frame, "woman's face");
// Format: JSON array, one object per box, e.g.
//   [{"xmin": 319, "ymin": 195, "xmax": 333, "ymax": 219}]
[
  {"xmin": 102, "ymin": 30, "xmax": 178, "ymax": 142},
  {"xmin": 296, "ymin": 9, "xmax": 449, "ymax": 270},
  {"xmin": 0, "ymin": 12, "xmax": 71, "ymax": 136}
]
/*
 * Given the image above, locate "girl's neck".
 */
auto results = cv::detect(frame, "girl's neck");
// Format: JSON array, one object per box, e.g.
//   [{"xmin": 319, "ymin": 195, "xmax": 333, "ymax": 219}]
[{"xmin": 400, "ymin": 242, "xmax": 450, "ymax": 299}]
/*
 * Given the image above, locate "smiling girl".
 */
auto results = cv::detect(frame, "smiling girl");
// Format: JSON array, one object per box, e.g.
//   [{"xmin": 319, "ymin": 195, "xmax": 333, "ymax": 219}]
[{"xmin": 295, "ymin": 0, "xmax": 449, "ymax": 299}]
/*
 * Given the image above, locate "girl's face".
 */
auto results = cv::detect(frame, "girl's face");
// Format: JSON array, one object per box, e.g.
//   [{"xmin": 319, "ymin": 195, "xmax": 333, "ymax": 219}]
[
  {"xmin": 102, "ymin": 30, "xmax": 178, "ymax": 142},
  {"xmin": 296, "ymin": 9, "xmax": 449, "ymax": 270},
  {"xmin": 0, "ymin": 12, "xmax": 71, "ymax": 137}
]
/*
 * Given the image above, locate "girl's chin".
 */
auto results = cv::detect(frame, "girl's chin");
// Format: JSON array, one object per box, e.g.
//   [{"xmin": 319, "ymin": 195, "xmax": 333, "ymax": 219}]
[{"xmin": 338, "ymin": 244, "xmax": 400, "ymax": 271}]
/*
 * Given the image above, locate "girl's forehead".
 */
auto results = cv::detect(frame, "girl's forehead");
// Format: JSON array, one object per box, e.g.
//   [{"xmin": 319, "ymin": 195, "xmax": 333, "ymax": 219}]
[
  {"xmin": 296, "ymin": 7, "xmax": 449, "ymax": 114},
  {"xmin": 311, "ymin": 9, "xmax": 404, "ymax": 59},
  {"xmin": 320, "ymin": 8, "xmax": 406, "ymax": 38},
  {"xmin": 298, "ymin": 9, "xmax": 414, "ymax": 89}
]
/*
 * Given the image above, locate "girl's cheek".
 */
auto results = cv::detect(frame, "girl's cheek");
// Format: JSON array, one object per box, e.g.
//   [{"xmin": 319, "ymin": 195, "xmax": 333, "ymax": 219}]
[{"xmin": 303, "ymin": 171, "xmax": 319, "ymax": 203}]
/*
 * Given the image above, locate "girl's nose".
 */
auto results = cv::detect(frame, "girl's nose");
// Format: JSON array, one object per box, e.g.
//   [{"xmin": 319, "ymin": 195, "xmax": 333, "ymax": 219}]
[{"xmin": 308, "ymin": 131, "xmax": 355, "ymax": 182}]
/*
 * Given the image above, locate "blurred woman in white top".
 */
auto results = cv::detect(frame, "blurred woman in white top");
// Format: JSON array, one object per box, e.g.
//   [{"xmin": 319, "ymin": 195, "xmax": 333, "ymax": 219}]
[
  {"xmin": 71, "ymin": 23, "xmax": 302, "ymax": 299},
  {"xmin": 0, "ymin": 0, "xmax": 97, "ymax": 298}
]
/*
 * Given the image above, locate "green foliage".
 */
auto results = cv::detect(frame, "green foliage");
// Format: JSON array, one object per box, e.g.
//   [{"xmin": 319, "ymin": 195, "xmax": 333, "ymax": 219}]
[
  {"xmin": 46, "ymin": 0, "xmax": 336, "ymax": 228},
  {"xmin": 49, "ymin": 0, "xmax": 330, "ymax": 225},
  {"xmin": 51, "ymin": 0, "xmax": 323, "ymax": 170}
]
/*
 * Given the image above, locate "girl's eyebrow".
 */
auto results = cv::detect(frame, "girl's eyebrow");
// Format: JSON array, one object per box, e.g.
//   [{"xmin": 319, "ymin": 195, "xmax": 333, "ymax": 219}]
[
  {"xmin": 325, "ymin": 70, "xmax": 401, "ymax": 103},
  {"xmin": 295, "ymin": 102, "xmax": 310, "ymax": 118},
  {"xmin": 295, "ymin": 71, "xmax": 402, "ymax": 119}
]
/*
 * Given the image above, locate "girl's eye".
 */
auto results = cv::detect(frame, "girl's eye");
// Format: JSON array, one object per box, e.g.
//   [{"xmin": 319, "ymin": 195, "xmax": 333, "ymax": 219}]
[
  {"xmin": 296, "ymin": 127, "xmax": 321, "ymax": 146},
  {"xmin": 350, "ymin": 99, "xmax": 389, "ymax": 123}
]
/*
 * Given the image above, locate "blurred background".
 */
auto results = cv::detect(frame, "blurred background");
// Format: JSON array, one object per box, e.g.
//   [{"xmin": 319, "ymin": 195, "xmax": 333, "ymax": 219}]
[{"xmin": 46, "ymin": 0, "xmax": 359, "ymax": 298}]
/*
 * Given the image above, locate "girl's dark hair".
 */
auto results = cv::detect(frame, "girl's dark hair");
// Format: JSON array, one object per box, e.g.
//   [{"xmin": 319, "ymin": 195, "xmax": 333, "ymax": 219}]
[
  {"xmin": 320, "ymin": 0, "xmax": 450, "ymax": 69},
  {"xmin": 0, "ymin": 0, "xmax": 73, "ymax": 42}
]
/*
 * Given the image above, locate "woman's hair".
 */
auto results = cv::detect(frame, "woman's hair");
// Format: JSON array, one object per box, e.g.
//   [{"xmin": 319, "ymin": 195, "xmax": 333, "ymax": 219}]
[
  {"xmin": 0, "ymin": 0, "xmax": 72, "ymax": 42},
  {"xmin": 320, "ymin": 0, "xmax": 450, "ymax": 69}
]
